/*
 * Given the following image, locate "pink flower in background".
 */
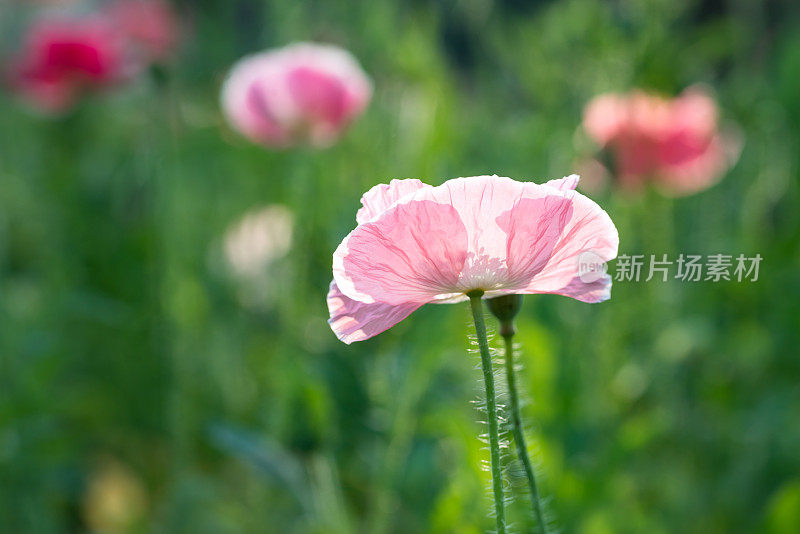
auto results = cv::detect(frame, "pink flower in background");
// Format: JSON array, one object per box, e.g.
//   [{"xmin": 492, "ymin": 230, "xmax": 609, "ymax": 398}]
[
  {"xmin": 8, "ymin": 15, "xmax": 130, "ymax": 113},
  {"xmin": 105, "ymin": 0, "xmax": 180, "ymax": 63},
  {"xmin": 221, "ymin": 43, "xmax": 372, "ymax": 148},
  {"xmin": 582, "ymin": 87, "xmax": 741, "ymax": 195},
  {"xmin": 328, "ymin": 175, "xmax": 619, "ymax": 343}
]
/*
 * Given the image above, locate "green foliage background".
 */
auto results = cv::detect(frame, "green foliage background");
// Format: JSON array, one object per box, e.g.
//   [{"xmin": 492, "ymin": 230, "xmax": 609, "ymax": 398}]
[{"xmin": 2, "ymin": 0, "xmax": 800, "ymax": 532}]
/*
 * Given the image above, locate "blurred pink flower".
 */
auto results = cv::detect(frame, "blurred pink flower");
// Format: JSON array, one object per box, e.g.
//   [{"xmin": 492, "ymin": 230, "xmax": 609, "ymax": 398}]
[
  {"xmin": 105, "ymin": 0, "xmax": 180, "ymax": 63},
  {"xmin": 582, "ymin": 87, "xmax": 740, "ymax": 195},
  {"xmin": 328, "ymin": 175, "xmax": 619, "ymax": 343},
  {"xmin": 221, "ymin": 42, "xmax": 372, "ymax": 148},
  {"xmin": 8, "ymin": 15, "xmax": 130, "ymax": 113}
]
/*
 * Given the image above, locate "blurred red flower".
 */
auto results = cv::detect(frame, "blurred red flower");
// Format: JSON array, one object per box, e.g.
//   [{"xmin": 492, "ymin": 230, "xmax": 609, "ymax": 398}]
[
  {"xmin": 8, "ymin": 1, "xmax": 181, "ymax": 113},
  {"xmin": 583, "ymin": 87, "xmax": 741, "ymax": 196},
  {"xmin": 8, "ymin": 15, "xmax": 131, "ymax": 113}
]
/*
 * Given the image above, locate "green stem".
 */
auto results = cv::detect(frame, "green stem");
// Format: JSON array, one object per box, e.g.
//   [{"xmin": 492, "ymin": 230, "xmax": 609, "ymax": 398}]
[
  {"xmin": 467, "ymin": 291, "xmax": 506, "ymax": 534},
  {"xmin": 503, "ymin": 331, "xmax": 547, "ymax": 534}
]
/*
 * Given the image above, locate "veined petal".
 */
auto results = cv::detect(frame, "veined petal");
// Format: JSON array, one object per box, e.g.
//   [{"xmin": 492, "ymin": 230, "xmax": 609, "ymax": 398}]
[
  {"xmin": 544, "ymin": 173, "xmax": 580, "ymax": 191},
  {"xmin": 497, "ymin": 194, "xmax": 575, "ymax": 286},
  {"xmin": 327, "ymin": 281, "xmax": 422, "ymax": 343},
  {"xmin": 333, "ymin": 199, "xmax": 469, "ymax": 305},
  {"xmin": 540, "ymin": 274, "xmax": 612, "ymax": 303},
  {"xmin": 403, "ymin": 175, "xmax": 587, "ymax": 293},
  {"xmin": 508, "ymin": 189, "xmax": 619, "ymax": 300},
  {"xmin": 328, "ymin": 174, "xmax": 620, "ymax": 343},
  {"xmin": 356, "ymin": 178, "xmax": 431, "ymax": 224},
  {"xmin": 403, "ymin": 176, "xmax": 531, "ymax": 272}
]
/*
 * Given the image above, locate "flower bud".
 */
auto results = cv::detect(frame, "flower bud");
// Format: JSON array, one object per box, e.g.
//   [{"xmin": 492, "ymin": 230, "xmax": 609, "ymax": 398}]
[{"xmin": 487, "ymin": 294, "xmax": 523, "ymax": 337}]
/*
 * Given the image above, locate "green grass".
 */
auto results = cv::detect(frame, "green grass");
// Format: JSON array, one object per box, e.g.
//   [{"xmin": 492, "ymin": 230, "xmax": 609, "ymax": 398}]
[{"xmin": 1, "ymin": 1, "xmax": 800, "ymax": 532}]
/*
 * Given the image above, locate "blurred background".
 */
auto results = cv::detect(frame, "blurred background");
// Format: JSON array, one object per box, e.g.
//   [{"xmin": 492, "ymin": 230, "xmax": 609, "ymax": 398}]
[{"xmin": 2, "ymin": 0, "xmax": 800, "ymax": 532}]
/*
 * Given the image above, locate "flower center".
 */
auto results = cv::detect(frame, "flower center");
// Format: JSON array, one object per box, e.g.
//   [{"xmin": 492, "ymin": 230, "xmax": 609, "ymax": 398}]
[{"xmin": 455, "ymin": 252, "xmax": 510, "ymax": 294}]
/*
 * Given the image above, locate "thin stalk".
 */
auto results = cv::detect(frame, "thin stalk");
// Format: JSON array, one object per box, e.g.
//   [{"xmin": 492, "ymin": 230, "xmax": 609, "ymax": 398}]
[
  {"xmin": 467, "ymin": 291, "xmax": 506, "ymax": 534},
  {"xmin": 503, "ymin": 332, "xmax": 547, "ymax": 534}
]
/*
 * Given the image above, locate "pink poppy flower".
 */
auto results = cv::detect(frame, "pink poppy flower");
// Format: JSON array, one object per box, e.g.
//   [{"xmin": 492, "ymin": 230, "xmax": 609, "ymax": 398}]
[
  {"xmin": 327, "ymin": 175, "xmax": 619, "ymax": 344},
  {"xmin": 105, "ymin": 0, "xmax": 180, "ymax": 64},
  {"xmin": 7, "ymin": 15, "xmax": 130, "ymax": 113},
  {"xmin": 220, "ymin": 42, "xmax": 372, "ymax": 148},
  {"xmin": 582, "ymin": 87, "xmax": 740, "ymax": 195}
]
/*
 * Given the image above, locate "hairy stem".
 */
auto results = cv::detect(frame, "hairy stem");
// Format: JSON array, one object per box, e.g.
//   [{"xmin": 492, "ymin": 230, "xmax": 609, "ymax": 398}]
[
  {"xmin": 467, "ymin": 291, "xmax": 506, "ymax": 534},
  {"xmin": 503, "ymin": 332, "xmax": 547, "ymax": 534}
]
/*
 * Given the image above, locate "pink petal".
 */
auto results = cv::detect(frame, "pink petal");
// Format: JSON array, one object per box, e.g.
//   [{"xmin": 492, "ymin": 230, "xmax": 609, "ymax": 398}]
[
  {"xmin": 333, "ymin": 198, "xmax": 469, "ymax": 305},
  {"xmin": 282, "ymin": 43, "xmax": 372, "ymax": 117},
  {"xmin": 651, "ymin": 87, "xmax": 740, "ymax": 196},
  {"xmin": 613, "ymin": 133, "xmax": 661, "ymax": 182},
  {"xmin": 221, "ymin": 54, "xmax": 291, "ymax": 145},
  {"xmin": 333, "ymin": 175, "xmax": 619, "ymax": 311},
  {"xmin": 221, "ymin": 42, "xmax": 372, "ymax": 147},
  {"xmin": 544, "ymin": 174, "xmax": 580, "ymax": 191},
  {"xmin": 656, "ymin": 133, "xmax": 737, "ymax": 196},
  {"xmin": 583, "ymin": 86, "xmax": 738, "ymax": 196},
  {"xmin": 583, "ymin": 93, "xmax": 627, "ymax": 145},
  {"xmin": 403, "ymin": 176, "xmax": 530, "ymax": 274},
  {"xmin": 280, "ymin": 43, "xmax": 372, "ymax": 146},
  {"xmin": 496, "ymin": 195, "xmax": 575, "ymax": 287},
  {"xmin": 356, "ymin": 179, "xmax": 431, "ymax": 224},
  {"xmin": 628, "ymin": 91, "xmax": 672, "ymax": 138},
  {"xmin": 541, "ymin": 274, "xmax": 612, "ymax": 303},
  {"xmin": 327, "ymin": 282, "xmax": 422, "ymax": 344},
  {"xmin": 507, "ymin": 189, "xmax": 619, "ymax": 300},
  {"xmin": 287, "ymin": 66, "xmax": 348, "ymax": 124},
  {"xmin": 407, "ymin": 176, "xmax": 613, "ymax": 295},
  {"xmin": 671, "ymin": 86, "xmax": 718, "ymax": 138}
]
